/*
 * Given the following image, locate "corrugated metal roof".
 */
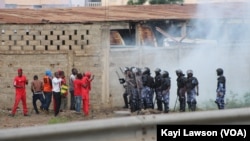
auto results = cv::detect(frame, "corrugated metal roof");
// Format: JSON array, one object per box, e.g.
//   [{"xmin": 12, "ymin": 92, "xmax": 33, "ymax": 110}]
[{"xmin": 0, "ymin": 2, "xmax": 249, "ymax": 24}]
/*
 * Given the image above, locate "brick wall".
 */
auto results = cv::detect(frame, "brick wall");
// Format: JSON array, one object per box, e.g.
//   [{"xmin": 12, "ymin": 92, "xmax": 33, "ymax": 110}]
[{"xmin": 0, "ymin": 23, "xmax": 110, "ymax": 111}]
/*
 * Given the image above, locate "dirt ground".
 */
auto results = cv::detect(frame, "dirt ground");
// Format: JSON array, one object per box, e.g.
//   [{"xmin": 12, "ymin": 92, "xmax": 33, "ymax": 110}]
[
  {"xmin": 0, "ymin": 107, "xmax": 163, "ymax": 129},
  {"xmin": 0, "ymin": 107, "xmax": 128, "ymax": 129}
]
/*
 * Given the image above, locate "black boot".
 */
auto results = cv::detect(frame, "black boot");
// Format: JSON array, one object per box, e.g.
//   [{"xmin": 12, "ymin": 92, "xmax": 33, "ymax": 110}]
[{"xmin": 123, "ymin": 93, "xmax": 129, "ymax": 108}]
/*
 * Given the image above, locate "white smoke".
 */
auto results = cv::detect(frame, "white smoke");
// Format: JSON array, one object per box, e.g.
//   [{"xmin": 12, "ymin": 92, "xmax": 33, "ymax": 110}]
[{"xmin": 173, "ymin": 1, "xmax": 250, "ymax": 109}]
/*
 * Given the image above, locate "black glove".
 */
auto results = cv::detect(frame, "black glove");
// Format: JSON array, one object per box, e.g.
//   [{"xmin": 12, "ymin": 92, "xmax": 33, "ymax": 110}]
[{"xmin": 119, "ymin": 78, "xmax": 125, "ymax": 84}]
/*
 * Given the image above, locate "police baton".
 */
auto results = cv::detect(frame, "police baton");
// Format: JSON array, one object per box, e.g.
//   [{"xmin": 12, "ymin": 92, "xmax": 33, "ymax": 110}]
[
  {"xmin": 116, "ymin": 71, "xmax": 121, "ymax": 79},
  {"xmin": 116, "ymin": 71, "xmax": 125, "ymax": 85}
]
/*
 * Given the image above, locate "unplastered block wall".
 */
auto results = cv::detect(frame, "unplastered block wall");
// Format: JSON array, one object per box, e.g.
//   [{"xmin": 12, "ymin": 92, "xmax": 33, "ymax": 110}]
[
  {"xmin": 0, "ymin": 23, "xmax": 107, "ymax": 111},
  {"xmin": 0, "ymin": 24, "xmax": 92, "ymax": 51}
]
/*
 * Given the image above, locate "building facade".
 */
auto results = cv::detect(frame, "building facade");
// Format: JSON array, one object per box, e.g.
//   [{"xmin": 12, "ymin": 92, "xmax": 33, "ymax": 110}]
[{"xmin": 1, "ymin": 3, "xmax": 250, "ymax": 112}]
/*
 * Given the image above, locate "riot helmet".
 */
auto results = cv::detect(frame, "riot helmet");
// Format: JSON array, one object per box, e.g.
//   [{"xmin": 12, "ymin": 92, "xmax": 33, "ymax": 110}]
[
  {"xmin": 154, "ymin": 68, "xmax": 161, "ymax": 73},
  {"xmin": 162, "ymin": 71, "xmax": 169, "ymax": 78},
  {"xmin": 124, "ymin": 67, "xmax": 129, "ymax": 73},
  {"xmin": 142, "ymin": 67, "xmax": 150, "ymax": 75},
  {"xmin": 186, "ymin": 69, "xmax": 193, "ymax": 77},
  {"xmin": 216, "ymin": 68, "xmax": 223, "ymax": 76},
  {"xmin": 132, "ymin": 67, "xmax": 138, "ymax": 74},
  {"xmin": 175, "ymin": 69, "xmax": 183, "ymax": 76}
]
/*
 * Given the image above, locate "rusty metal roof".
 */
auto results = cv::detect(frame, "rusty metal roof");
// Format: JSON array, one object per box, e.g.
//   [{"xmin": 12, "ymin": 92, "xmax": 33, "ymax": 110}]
[{"xmin": 0, "ymin": 2, "xmax": 249, "ymax": 24}]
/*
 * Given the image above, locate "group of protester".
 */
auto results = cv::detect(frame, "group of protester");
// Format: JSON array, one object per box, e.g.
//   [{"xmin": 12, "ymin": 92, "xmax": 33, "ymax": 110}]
[
  {"xmin": 119, "ymin": 67, "xmax": 226, "ymax": 114},
  {"xmin": 8, "ymin": 68, "xmax": 94, "ymax": 117}
]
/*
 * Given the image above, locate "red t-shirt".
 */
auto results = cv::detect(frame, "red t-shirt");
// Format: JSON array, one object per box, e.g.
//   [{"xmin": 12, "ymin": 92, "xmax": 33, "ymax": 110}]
[
  {"xmin": 74, "ymin": 79, "xmax": 83, "ymax": 96},
  {"xmin": 13, "ymin": 75, "xmax": 27, "ymax": 93},
  {"xmin": 82, "ymin": 76, "xmax": 91, "ymax": 91}
]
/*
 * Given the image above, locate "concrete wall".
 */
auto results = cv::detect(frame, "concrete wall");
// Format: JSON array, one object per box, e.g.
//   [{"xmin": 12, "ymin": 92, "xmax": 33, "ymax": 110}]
[{"xmin": 0, "ymin": 23, "xmax": 110, "ymax": 111}]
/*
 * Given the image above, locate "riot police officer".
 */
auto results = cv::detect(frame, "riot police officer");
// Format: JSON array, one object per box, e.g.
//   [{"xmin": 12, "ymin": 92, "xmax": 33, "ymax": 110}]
[
  {"xmin": 176, "ymin": 69, "xmax": 187, "ymax": 112},
  {"xmin": 154, "ymin": 68, "xmax": 163, "ymax": 111},
  {"xmin": 120, "ymin": 67, "xmax": 130, "ymax": 109},
  {"xmin": 161, "ymin": 71, "xmax": 171, "ymax": 113},
  {"xmin": 128, "ymin": 67, "xmax": 140, "ymax": 113},
  {"xmin": 186, "ymin": 70, "xmax": 199, "ymax": 111},
  {"xmin": 141, "ymin": 67, "xmax": 155, "ymax": 109},
  {"xmin": 215, "ymin": 68, "xmax": 226, "ymax": 110}
]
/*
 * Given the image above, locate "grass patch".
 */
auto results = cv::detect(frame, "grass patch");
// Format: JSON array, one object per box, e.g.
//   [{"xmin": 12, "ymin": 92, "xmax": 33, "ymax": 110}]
[
  {"xmin": 48, "ymin": 117, "xmax": 69, "ymax": 124},
  {"xmin": 201, "ymin": 91, "xmax": 250, "ymax": 110}
]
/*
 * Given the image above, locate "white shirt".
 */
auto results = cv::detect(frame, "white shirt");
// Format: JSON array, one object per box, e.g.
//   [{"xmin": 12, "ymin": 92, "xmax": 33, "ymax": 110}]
[
  {"xmin": 69, "ymin": 74, "xmax": 76, "ymax": 91},
  {"xmin": 52, "ymin": 77, "xmax": 62, "ymax": 92}
]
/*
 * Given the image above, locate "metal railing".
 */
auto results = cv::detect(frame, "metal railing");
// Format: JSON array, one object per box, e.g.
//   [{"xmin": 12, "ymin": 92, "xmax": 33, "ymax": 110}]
[{"xmin": 0, "ymin": 107, "xmax": 250, "ymax": 141}]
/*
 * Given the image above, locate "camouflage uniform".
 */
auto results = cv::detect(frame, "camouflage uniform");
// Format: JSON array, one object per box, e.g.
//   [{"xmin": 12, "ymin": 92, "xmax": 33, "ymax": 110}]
[
  {"xmin": 215, "ymin": 68, "xmax": 226, "ymax": 109},
  {"xmin": 186, "ymin": 70, "xmax": 199, "ymax": 111}
]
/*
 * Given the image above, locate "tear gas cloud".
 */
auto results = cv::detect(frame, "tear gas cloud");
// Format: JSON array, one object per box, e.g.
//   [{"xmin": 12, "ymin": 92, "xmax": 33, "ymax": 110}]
[{"xmin": 166, "ymin": 2, "xmax": 250, "ymax": 109}]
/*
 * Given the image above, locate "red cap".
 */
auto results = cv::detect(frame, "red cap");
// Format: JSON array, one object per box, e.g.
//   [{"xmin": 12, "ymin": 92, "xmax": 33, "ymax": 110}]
[{"xmin": 18, "ymin": 68, "xmax": 22, "ymax": 73}]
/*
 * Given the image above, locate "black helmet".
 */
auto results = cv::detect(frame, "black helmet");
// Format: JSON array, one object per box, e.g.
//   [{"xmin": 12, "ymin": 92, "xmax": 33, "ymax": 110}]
[
  {"xmin": 216, "ymin": 68, "xmax": 223, "ymax": 76},
  {"xmin": 143, "ymin": 67, "xmax": 150, "ymax": 75},
  {"xmin": 176, "ymin": 69, "xmax": 182, "ymax": 75},
  {"xmin": 154, "ymin": 68, "xmax": 161, "ymax": 73},
  {"xmin": 186, "ymin": 69, "xmax": 193, "ymax": 74},
  {"xmin": 162, "ymin": 71, "xmax": 169, "ymax": 78}
]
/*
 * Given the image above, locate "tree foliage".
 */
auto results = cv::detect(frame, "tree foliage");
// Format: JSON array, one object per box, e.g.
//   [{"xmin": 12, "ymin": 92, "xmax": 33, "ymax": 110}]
[{"xmin": 127, "ymin": 0, "xmax": 147, "ymax": 5}]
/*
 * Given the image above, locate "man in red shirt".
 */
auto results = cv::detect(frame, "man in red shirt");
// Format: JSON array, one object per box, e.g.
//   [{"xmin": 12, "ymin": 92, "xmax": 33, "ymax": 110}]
[
  {"xmin": 82, "ymin": 71, "xmax": 94, "ymax": 116},
  {"xmin": 74, "ymin": 73, "xmax": 83, "ymax": 114},
  {"xmin": 9, "ymin": 68, "xmax": 29, "ymax": 117}
]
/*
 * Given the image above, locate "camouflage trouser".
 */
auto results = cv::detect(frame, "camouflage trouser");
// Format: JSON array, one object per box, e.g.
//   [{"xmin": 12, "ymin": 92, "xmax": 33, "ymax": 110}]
[
  {"xmin": 155, "ymin": 88, "xmax": 163, "ymax": 111},
  {"xmin": 162, "ymin": 90, "xmax": 170, "ymax": 113},
  {"xmin": 178, "ymin": 88, "xmax": 186, "ymax": 112},
  {"xmin": 141, "ymin": 86, "xmax": 153, "ymax": 109},
  {"xmin": 215, "ymin": 92, "xmax": 225, "ymax": 109},
  {"xmin": 129, "ymin": 88, "xmax": 140, "ymax": 112},
  {"xmin": 187, "ymin": 89, "xmax": 197, "ymax": 111}
]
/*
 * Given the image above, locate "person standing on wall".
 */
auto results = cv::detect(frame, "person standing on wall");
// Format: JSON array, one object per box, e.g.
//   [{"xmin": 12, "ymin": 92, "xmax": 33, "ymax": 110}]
[
  {"xmin": 186, "ymin": 70, "xmax": 199, "ymax": 111},
  {"xmin": 69, "ymin": 68, "xmax": 78, "ymax": 110},
  {"xmin": 215, "ymin": 68, "xmax": 226, "ymax": 110},
  {"xmin": 31, "ymin": 75, "xmax": 45, "ymax": 114},
  {"xmin": 82, "ymin": 71, "xmax": 94, "ymax": 116},
  {"xmin": 9, "ymin": 68, "xmax": 29, "ymax": 117},
  {"xmin": 43, "ymin": 70, "xmax": 53, "ymax": 114},
  {"xmin": 52, "ymin": 71, "xmax": 62, "ymax": 116}
]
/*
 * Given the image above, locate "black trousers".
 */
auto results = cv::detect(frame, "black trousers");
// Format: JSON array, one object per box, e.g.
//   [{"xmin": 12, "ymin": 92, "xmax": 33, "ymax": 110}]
[
  {"xmin": 32, "ymin": 92, "xmax": 45, "ymax": 114},
  {"xmin": 53, "ymin": 91, "xmax": 61, "ymax": 116},
  {"xmin": 70, "ymin": 90, "xmax": 75, "ymax": 110}
]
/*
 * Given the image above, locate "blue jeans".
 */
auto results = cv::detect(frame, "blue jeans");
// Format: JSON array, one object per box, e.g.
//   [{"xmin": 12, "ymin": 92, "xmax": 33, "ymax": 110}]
[
  {"xmin": 44, "ymin": 91, "xmax": 52, "ymax": 111},
  {"xmin": 75, "ymin": 95, "xmax": 82, "ymax": 113}
]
